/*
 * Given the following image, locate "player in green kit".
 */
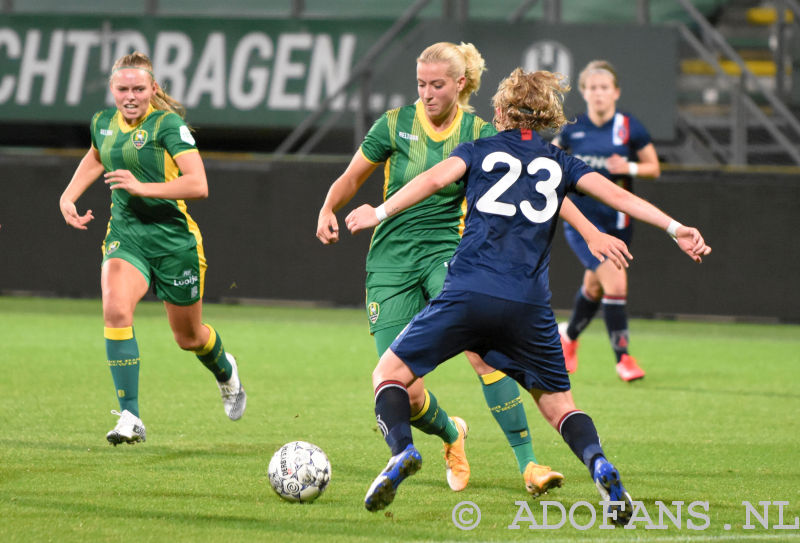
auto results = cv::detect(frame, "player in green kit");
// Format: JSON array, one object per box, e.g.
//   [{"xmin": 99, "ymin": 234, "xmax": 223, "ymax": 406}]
[
  {"xmin": 59, "ymin": 52, "xmax": 246, "ymax": 446},
  {"xmin": 317, "ymin": 42, "xmax": 563, "ymax": 495}
]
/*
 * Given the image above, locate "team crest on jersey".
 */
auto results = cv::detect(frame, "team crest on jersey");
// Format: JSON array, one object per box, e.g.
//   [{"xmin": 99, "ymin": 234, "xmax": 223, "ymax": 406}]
[
  {"xmin": 367, "ymin": 302, "xmax": 380, "ymax": 324},
  {"xmin": 132, "ymin": 129, "xmax": 148, "ymax": 149},
  {"xmin": 105, "ymin": 240, "xmax": 120, "ymax": 255},
  {"xmin": 611, "ymin": 113, "xmax": 629, "ymax": 146}
]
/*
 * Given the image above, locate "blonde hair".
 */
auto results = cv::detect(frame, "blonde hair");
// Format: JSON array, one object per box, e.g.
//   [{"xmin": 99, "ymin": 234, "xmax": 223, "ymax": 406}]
[
  {"xmin": 578, "ymin": 59, "xmax": 619, "ymax": 91},
  {"xmin": 110, "ymin": 52, "xmax": 187, "ymax": 119},
  {"xmin": 491, "ymin": 68, "xmax": 570, "ymax": 132},
  {"xmin": 416, "ymin": 42, "xmax": 485, "ymax": 113}
]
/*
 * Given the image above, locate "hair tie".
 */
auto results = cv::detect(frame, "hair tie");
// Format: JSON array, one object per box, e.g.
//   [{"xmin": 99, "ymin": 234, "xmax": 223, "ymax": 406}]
[{"xmin": 517, "ymin": 106, "xmax": 535, "ymax": 115}]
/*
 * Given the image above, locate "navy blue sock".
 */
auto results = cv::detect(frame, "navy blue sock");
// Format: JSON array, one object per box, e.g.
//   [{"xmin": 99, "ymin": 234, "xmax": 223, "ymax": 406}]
[
  {"xmin": 374, "ymin": 381, "xmax": 413, "ymax": 456},
  {"xmin": 602, "ymin": 297, "xmax": 629, "ymax": 363},
  {"xmin": 566, "ymin": 287, "xmax": 601, "ymax": 340},
  {"xmin": 558, "ymin": 410, "xmax": 605, "ymax": 475}
]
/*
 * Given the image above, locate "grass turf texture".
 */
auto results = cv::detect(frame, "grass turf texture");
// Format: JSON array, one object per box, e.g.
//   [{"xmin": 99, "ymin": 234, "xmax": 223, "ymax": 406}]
[{"xmin": 1, "ymin": 296, "xmax": 798, "ymax": 542}]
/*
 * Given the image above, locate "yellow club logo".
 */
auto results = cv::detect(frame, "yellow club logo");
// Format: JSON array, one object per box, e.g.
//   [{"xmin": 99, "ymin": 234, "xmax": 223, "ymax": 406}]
[
  {"xmin": 132, "ymin": 129, "xmax": 148, "ymax": 149},
  {"xmin": 367, "ymin": 302, "xmax": 380, "ymax": 324},
  {"xmin": 105, "ymin": 240, "xmax": 120, "ymax": 255}
]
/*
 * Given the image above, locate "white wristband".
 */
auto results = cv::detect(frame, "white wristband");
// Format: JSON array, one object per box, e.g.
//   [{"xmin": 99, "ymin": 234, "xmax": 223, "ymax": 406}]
[
  {"xmin": 375, "ymin": 203, "xmax": 388, "ymax": 222},
  {"xmin": 666, "ymin": 219, "xmax": 682, "ymax": 238},
  {"xmin": 628, "ymin": 162, "xmax": 639, "ymax": 177}
]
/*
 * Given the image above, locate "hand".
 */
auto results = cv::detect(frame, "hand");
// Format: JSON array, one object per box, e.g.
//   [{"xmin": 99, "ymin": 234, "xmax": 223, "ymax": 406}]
[
  {"xmin": 605, "ymin": 154, "xmax": 629, "ymax": 175},
  {"xmin": 675, "ymin": 226, "xmax": 712, "ymax": 263},
  {"xmin": 60, "ymin": 199, "xmax": 94, "ymax": 230},
  {"xmin": 104, "ymin": 169, "xmax": 147, "ymax": 196},
  {"xmin": 316, "ymin": 209, "xmax": 340, "ymax": 244},
  {"xmin": 345, "ymin": 204, "xmax": 380, "ymax": 235},
  {"xmin": 586, "ymin": 232, "xmax": 632, "ymax": 270}
]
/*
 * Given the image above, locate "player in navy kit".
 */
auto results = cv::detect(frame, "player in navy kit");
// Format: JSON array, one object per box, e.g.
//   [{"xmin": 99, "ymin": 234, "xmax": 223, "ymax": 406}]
[
  {"xmin": 553, "ymin": 60, "xmax": 662, "ymax": 381},
  {"xmin": 345, "ymin": 68, "xmax": 711, "ymax": 517}
]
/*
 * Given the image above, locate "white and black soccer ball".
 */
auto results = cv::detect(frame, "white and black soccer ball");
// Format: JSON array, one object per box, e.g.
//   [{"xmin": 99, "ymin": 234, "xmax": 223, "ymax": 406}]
[{"xmin": 268, "ymin": 441, "xmax": 331, "ymax": 503}]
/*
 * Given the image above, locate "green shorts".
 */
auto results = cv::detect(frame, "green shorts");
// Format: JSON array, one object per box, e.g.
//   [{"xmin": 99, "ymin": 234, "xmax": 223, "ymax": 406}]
[
  {"xmin": 365, "ymin": 257, "xmax": 450, "ymax": 334},
  {"xmin": 102, "ymin": 236, "xmax": 206, "ymax": 306}
]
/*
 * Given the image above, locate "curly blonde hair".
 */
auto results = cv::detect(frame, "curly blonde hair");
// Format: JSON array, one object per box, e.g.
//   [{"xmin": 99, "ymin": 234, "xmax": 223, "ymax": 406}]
[
  {"xmin": 491, "ymin": 68, "xmax": 570, "ymax": 132},
  {"xmin": 577, "ymin": 59, "xmax": 619, "ymax": 91},
  {"xmin": 110, "ymin": 51, "xmax": 187, "ymax": 119},
  {"xmin": 417, "ymin": 42, "xmax": 485, "ymax": 113}
]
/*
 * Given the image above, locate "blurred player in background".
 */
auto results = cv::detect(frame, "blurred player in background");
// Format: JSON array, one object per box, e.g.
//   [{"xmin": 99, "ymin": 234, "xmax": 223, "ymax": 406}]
[
  {"xmin": 345, "ymin": 67, "xmax": 711, "ymax": 514},
  {"xmin": 59, "ymin": 52, "xmax": 246, "ymax": 446},
  {"xmin": 553, "ymin": 60, "xmax": 662, "ymax": 381},
  {"xmin": 316, "ymin": 42, "xmax": 563, "ymax": 495}
]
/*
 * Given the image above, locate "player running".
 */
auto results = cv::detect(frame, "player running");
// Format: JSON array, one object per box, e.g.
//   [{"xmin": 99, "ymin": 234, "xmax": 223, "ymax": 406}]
[
  {"xmin": 59, "ymin": 52, "xmax": 246, "ymax": 446},
  {"xmin": 553, "ymin": 60, "xmax": 662, "ymax": 381}
]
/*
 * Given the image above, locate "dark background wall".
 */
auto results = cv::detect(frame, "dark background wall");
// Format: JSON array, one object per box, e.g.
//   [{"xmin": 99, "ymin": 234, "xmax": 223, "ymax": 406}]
[{"xmin": 1, "ymin": 150, "xmax": 798, "ymax": 322}]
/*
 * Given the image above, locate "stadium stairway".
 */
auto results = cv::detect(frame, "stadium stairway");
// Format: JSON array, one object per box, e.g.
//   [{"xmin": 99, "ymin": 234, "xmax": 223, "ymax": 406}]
[{"xmin": 669, "ymin": 0, "xmax": 800, "ymax": 166}]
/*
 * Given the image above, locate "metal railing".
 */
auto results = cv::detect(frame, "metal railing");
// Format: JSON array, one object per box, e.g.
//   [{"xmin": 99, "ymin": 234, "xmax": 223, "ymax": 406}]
[
  {"xmin": 272, "ymin": 0, "xmax": 433, "ymax": 158},
  {"xmin": 674, "ymin": 0, "xmax": 800, "ymax": 165}
]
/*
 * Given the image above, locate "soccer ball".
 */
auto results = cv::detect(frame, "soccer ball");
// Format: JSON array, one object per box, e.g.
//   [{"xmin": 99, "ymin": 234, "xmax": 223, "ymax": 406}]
[{"xmin": 268, "ymin": 441, "xmax": 331, "ymax": 503}]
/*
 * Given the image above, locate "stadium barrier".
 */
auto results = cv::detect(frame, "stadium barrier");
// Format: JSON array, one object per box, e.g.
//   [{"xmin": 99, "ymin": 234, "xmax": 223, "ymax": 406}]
[{"xmin": 0, "ymin": 151, "xmax": 797, "ymax": 322}]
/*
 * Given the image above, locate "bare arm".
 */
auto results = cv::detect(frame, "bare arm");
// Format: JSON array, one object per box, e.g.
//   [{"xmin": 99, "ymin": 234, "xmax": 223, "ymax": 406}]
[
  {"xmin": 606, "ymin": 142, "xmax": 660, "ymax": 178},
  {"xmin": 59, "ymin": 147, "xmax": 104, "ymax": 230},
  {"xmin": 576, "ymin": 171, "xmax": 711, "ymax": 262},
  {"xmin": 104, "ymin": 150, "xmax": 209, "ymax": 200},
  {"xmin": 558, "ymin": 197, "xmax": 632, "ymax": 269},
  {"xmin": 316, "ymin": 151, "xmax": 380, "ymax": 244},
  {"xmin": 344, "ymin": 156, "xmax": 466, "ymax": 235}
]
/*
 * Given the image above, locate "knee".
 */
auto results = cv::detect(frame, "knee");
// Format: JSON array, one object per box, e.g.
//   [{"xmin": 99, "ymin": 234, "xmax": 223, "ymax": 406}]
[
  {"xmin": 173, "ymin": 330, "xmax": 205, "ymax": 352},
  {"xmin": 102, "ymin": 300, "xmax": 133, "ymax": 328}
]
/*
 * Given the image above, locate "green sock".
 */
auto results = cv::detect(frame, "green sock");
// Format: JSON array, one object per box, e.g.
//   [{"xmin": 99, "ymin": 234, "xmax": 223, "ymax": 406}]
[
  {"xmin": 105, "ymin": 326, "xmax": 140, "ymax": 418},
  {"xmin": 194, "ymin": 325, "xmax": 232, "ymax": 381},
  {"xmin": 410, "ymin": 389, "xmax": 459, "ymax": 444},
  {"xmin": 480, "ymin": 371, "xmax": 537, "ymax": 472}
]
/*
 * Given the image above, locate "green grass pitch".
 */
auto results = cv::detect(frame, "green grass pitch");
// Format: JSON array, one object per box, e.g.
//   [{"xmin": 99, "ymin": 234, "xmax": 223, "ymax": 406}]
[{"xmin": 1, "ymin": 296, "xmax": 798, "ymax": 542}]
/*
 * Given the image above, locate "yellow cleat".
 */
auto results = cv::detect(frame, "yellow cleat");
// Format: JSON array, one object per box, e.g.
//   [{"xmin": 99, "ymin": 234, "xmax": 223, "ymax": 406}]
[
  {"xmin": 524, "ymin": 462, "xmax": 564, "ymax": 497},
  {"xmin": 443, "ymin": 416, "xmax": 470, "ymax": 491}
]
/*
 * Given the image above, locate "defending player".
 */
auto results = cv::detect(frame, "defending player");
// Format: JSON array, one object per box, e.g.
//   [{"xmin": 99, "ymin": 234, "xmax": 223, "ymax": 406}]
[
  {"xmin": 317, "ymin": 42, "xmax": 562, "ymax": 495},
  {"xmin": 345, "ymin": 68, "xmax": 711, "ymax": 518},
  {"xmin": 59, "ymin": 52, "xmax": 246, "ymax": 445}
]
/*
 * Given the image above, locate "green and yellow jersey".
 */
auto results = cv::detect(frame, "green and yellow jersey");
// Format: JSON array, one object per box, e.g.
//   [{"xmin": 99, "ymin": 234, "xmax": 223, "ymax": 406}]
[
  {"xmin": 360, "ymin": 102, "xmax": 496, "ymax": 272},
  {"xmin": 91, "ymin": 105, "xmax": 201, "ymax": 258}
]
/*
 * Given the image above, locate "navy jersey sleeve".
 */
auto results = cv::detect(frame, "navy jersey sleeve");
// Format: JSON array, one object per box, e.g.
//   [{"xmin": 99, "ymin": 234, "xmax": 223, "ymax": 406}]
[
  {"xmin": 626, "ymin": 114, "xmax": 652, "ymax": 152},
  {"xmin": 450, "ymin": 141, "xmax": 476, "ymax": 178},
  {"xmin": 556, "ymin": 123, "xmax": 574, "ymax": 152},
  {"xmin": 557, "ymin": 146, "xmax": 594, "ymax": 192}
]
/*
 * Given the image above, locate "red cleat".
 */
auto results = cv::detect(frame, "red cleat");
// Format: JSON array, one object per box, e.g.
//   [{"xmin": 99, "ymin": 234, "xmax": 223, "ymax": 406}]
[
  {"xmin": 558, "ymin": 322, "xmax": 579, "ymax": 374},
  {"xmin": 616, "ymin": 354, "xmax": 645, "ymax": 382}
]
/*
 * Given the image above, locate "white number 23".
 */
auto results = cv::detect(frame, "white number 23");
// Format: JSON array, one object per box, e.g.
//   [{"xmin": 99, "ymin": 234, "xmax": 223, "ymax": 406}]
[{"xmin": 475, "ymin": 152, "xmax": 561, "ymax": 223}]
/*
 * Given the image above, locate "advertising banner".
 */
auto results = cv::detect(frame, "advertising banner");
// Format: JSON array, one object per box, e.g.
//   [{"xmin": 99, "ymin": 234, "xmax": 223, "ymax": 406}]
[{"xmin": 0, "ymin": 15, "xmax": 676, "ymax": 137}]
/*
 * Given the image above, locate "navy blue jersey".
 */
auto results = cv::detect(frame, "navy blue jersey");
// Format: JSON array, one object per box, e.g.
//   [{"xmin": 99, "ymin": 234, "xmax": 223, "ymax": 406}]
[
  {"xmin": 558, "ymin": 111, "xmax": 651, "ymax": 229},
  {"xmin": 444, "ymin": 129, "xmax": 593, "ymax": 305}
]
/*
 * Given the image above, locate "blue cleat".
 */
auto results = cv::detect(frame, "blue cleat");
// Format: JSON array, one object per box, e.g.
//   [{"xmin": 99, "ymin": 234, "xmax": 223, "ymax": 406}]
[
  {"xmin": 593, "ymin": 458, "xmax": 633, "ymax": 525},
  {"xmin": 364, "ymin": 444, "xmax": 422, "ymax": 512}
]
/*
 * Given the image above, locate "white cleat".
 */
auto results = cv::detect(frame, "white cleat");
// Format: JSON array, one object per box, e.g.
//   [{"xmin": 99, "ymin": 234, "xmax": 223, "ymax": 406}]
[
  {"xmin": 106, "ymin": 409, "xmax": 146, "ymax": 446},
  {"xmin": 218, "ymin": 353, "xmax": 246, "ymax": 420}
]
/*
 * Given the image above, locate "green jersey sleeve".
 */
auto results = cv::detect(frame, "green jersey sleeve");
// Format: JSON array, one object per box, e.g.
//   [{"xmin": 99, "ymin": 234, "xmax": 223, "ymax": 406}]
[
  {"xmin": 159, "ymin": 113, "xmax": 198, "ymax": 158},
  {"xmin": 359, "ymin": 111, "xmax": 392, "ymax": 164}
]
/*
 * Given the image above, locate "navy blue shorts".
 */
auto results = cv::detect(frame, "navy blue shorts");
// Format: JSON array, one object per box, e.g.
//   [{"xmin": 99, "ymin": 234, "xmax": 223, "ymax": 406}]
[
  {"xmin": 390, "ymin": 290, "xmax": 571, "ymax": 392},
  {"xmin": 564, "ymin": 221, "xmax": 633, "ymax": 271}
]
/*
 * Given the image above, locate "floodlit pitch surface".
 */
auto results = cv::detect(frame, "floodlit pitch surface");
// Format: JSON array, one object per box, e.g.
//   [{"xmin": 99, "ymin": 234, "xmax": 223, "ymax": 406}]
[{"xmin": 1, "ymin": 297, "xmax": 798, "ymax": 542}]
